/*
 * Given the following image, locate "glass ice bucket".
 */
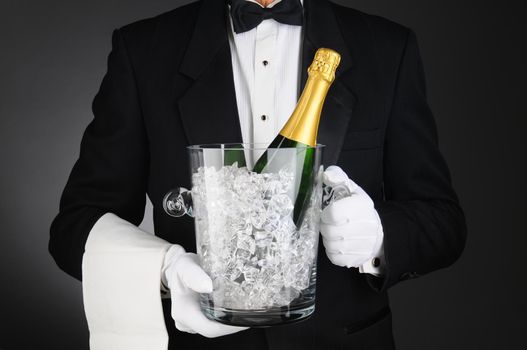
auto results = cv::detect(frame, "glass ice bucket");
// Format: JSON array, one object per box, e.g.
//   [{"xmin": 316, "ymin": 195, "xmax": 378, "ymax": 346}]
[{"xmin": 163, "ymin": 143, "xmax": 328, "ymax": 327}]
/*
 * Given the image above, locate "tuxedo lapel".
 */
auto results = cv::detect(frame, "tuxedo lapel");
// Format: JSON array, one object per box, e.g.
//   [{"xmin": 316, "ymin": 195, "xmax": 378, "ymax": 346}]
[
  {"xmin": 301, "ymin": 0, "xmax": 356, "ymax": 167},
  {"xmin": 178, "ymin": 0, "xmax": 243, "ymax": 145}
]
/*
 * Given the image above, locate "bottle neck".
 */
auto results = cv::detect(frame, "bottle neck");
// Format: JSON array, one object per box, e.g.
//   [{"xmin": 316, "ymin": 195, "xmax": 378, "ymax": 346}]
[{"xmin": 278, "ymin": 73, "xmax": 331, "ymax": 147}]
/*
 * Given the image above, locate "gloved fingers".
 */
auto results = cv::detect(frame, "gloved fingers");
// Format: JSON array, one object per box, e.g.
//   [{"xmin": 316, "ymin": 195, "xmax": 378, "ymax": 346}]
[
  {"xmin": 171, "ymin": 290, "xmax": 204, "ymax": 334},
  {"xmin": 320, "ymin": 221, "xmax": 379, "ymax": 241},
  {"xmin": 175, "ymin": 321, "xmax": 197, "ymax": 334},
  {"xmin": 322, "ymin": 236, "xmax": 379, "ymax": 254},
  {"xmin": 323, "ymin": 166, "xmax": 356, "ymax": 190},
  {"xmin": 180, "ymin": 303, "xmax": 248, "ymax": 338},
  {"xmin": 172, "ymin": 290, "xmax": 248, "ymax": 338},
  {"xmin": 321, "ymin": 196, "xmax": 353, "ymax": 225},
  {"xmin": 321, "ymin": 196, "xmax": 375, "ymax": 225},
  {"xmin": 190, "ymin": 316, "xmax": 249, "ymax": 338},
  {"xmin": 175, "ymin": 253, "xmax": 213, "ymax": 294}
]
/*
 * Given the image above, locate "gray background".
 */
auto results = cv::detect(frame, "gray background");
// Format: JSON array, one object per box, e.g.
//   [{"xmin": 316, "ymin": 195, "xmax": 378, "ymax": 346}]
[{"xmin": 1, "ymin": 0, "xmax": 526, "ymax": 349}]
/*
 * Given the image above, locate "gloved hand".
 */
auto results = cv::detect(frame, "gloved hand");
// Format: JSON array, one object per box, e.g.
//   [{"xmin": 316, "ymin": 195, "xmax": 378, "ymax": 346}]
[
  {"xmin": 320, "ymin": 165, "xmax": 384, "ymax": 268},
  {"xmin": 161, "ymin": 245, "xmax": 249, "ymax": 338}
]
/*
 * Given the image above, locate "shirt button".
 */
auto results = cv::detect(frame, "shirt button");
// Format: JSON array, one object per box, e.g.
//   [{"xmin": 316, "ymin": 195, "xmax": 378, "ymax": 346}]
[
  {"xmin": 372, "ymin": 257, "xmax": 381, "ymax": 268},
  {"xmin": 262, "ymin": 60, "xmax": 269, "ymax": 66},
  {"xmin": 261, "ymin": 115, "xmax": 267, "ymax": 121}
]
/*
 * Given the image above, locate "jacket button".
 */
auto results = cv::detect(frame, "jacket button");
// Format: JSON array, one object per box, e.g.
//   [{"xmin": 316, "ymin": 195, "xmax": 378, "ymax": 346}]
[{"xmin": 372, "ymin": 257, "xmax": 381, "ymax": 267}]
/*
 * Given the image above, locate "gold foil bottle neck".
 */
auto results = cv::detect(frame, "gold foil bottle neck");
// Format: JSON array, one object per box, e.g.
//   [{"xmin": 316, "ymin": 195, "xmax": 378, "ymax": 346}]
[
  {"xmin": 278, "ymin": 48, "xmax": 341, "ymax": 147},
  {"xmin": 307, "ymin": 48, "xmax": 341, "ymax": 83}
]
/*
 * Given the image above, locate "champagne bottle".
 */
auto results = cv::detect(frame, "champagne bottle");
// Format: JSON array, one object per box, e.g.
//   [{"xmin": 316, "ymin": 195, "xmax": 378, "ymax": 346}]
[
  {"xmin": 253, "ymin": 48, "xmax": 341, "ymax": 225},
  {"xmin": 223, "ymin": 144, "xmax": 247, "ymax": 167}
]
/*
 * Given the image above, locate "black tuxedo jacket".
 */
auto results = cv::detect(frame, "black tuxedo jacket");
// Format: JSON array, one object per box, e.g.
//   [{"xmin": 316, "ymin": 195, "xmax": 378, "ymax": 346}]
[{"xmin": 49, "ymin": 0, "xmax": 467, "ymax": 348}]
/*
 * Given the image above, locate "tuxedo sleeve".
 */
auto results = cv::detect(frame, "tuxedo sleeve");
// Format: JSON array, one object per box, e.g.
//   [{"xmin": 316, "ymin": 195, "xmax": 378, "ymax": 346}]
[
  {"xmin": 370, "ymin": 29, "xmax": 467, "ymax": 291},
  {"xmin": 49, "ymin": 28, "xmax": 151, "ymax": 281},
  {"xmin": 48, "ymin": 28, "xmax": 175, "ymax": 349}
]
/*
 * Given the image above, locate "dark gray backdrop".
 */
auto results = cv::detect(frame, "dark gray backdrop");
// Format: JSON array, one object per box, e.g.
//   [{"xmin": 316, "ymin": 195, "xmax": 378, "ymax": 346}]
[{"xmin": 1, "ymin": 0, "xmax": 526, "ymax": 349}]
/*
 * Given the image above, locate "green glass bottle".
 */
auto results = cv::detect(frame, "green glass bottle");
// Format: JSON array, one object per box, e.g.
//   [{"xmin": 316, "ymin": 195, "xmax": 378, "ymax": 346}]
[
  {"xmin": 252, "ymin": 48, "xmax": 341, "ymax": 225},
  {"xmin": 223, "ymin": 144, "xmax": 247, "ymax": 167}
]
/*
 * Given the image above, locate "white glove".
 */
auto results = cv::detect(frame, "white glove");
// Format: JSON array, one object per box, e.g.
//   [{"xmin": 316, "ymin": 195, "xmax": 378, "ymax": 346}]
[
  {"xmin": 320, "ymin": 165, "xmax": 384, "ymax": 269},
  {"xmin": 161, "ymin": 245, "xmax": 249, "ymax": 338}
]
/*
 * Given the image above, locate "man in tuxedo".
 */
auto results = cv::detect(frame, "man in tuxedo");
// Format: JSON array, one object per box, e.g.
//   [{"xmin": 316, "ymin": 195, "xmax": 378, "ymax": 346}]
[{"xmin": 49, "ymin": 0, "xmax": 467, "ymax": 349}]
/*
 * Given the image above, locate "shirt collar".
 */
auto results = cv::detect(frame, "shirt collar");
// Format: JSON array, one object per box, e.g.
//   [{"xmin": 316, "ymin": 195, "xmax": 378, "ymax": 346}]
[{"xmin": 242, "ymin": 0, "xmax": 303, "ymax": 9}]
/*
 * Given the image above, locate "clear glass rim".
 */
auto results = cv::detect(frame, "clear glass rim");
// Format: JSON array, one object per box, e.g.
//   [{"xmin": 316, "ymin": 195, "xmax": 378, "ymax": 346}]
[{"xmin": 187, "ymin": 143, "xmax": 326, "ymax": 151}]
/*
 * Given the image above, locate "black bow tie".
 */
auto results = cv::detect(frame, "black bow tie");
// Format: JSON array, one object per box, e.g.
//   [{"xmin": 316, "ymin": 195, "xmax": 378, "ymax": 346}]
[{"xmin": 229, "ymin": 0, "xmax": 304, "ymax": 34}]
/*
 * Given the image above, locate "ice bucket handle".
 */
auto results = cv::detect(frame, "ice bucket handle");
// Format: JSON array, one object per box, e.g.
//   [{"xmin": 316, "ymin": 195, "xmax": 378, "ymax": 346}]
[
  {"xmin": 322, "ymin": 182, "xmax": 353, "ymax": 209},
  {"xmin": 163, "ymin": 187, "xmax": 194, "ymax": 218}
]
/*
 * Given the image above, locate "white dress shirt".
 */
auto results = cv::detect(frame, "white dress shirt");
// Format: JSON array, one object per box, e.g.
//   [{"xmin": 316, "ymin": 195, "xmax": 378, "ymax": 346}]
[
  {"xmin": 82, "ymin": 1, "xmax": 382, "ymax": 349},
  {"xmin": 228, "ymin": 0, "xmax": 303, "ymax": 163}
]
